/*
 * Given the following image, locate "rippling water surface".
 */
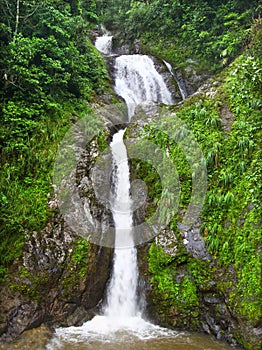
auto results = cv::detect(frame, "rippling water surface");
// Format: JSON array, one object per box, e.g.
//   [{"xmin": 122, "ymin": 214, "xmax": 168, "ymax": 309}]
[{"xmin": 47, "ymin": 315, "xmax": 234, "ymax": 350}]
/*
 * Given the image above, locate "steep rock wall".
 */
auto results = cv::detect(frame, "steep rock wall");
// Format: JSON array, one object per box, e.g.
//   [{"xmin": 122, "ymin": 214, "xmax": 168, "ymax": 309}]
[{"xmin": 0, "ymin": 116, "xmax": 116, "ymax": 343}]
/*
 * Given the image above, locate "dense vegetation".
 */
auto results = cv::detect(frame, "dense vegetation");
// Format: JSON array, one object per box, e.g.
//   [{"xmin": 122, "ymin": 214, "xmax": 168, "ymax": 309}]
[
  {"xmin": 147, "ymin": 32, "xmax": 261, "ymax": 303},
  {"xmin": 0, "ymin": 1, "xmax": 261, "ymax": 347},
  {"xmin": 0, "ymin": 0, "xmax": 109, "ymax": 280},
  {"xmin": 100, "ymin": 0, "xmax": 260, "ymax": 70}
]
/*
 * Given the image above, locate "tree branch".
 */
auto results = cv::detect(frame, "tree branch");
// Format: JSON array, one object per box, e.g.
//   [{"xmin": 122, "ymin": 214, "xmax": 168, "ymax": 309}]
[
  {"xmin": 20, "ymin": 3, "xmax": 42, "ymax": 21},
  {"xmin": 4, "ymin": 0, "xmax": 14, "ymax": 17}
]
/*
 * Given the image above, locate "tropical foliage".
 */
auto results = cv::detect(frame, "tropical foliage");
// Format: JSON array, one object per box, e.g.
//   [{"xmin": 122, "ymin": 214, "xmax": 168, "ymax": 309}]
[
  {"xmin": 0, "ymin": 4, "xmax": 261, "ymax": 349},
  {"xmin": 99, "ymin": 0, "xmax": 260, "ymax": 70},
  {"xmin": 0, "ymin": 0, "xmax": 109, "ymax": 280}
]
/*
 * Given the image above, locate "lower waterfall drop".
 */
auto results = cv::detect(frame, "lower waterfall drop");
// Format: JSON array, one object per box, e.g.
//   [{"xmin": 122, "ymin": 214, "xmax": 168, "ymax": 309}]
[{"xmin": 104, "ymin": 129, "xmax": 140, "ymax": 321}]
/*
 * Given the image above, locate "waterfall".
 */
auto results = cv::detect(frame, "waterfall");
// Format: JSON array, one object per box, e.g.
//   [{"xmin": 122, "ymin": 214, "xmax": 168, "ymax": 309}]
[
  {"xmin": 163, "ymin": 59, "xmax": 188, "ymax": 100},
  {"xmin": 94, "ymin": 39, "xmax": 176, "ymax": 320},
  {"xmin": 94, "ymin": 39, "xmax": 174, "ymax": 322},
  {"xmin": 95, "ymin": 34, "xmax": 113, "ymax": 55},
  {"xmin": 115, "ymin": 55, "xmax": 173, "ymax": 118},
  {"xmin": 103, "ymin": 53, "xmax": 174, "ymax": 319},
  {"xmin": 104, "ymin": 130, "xmax": 139, "ymax": 319}
]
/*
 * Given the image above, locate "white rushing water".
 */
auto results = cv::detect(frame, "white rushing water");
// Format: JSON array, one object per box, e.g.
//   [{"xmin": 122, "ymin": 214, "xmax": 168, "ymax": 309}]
[
  {"xmin": 104, "ymin": 129, "xmax": 139, "ymax": 319},
  {"xmin": 163, "ymin": 59, "xmax": 187, "ymax": 100},
  {"xmin": 115, "ymin": 55, "xmax": 173, "ymax": 118},
  {"xmin": 95, "ymin": 34, "xmax": 113, "ymax": 55}
]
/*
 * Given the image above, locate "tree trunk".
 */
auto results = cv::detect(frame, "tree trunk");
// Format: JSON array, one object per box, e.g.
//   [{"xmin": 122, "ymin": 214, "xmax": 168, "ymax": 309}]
[{"xmin": 14, "ymin": 0, "xmax": 19, "ymax": 41}]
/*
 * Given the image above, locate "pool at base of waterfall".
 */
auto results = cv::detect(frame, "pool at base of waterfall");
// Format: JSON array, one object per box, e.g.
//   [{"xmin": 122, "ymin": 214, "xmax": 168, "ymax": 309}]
[{"xmin": 46, "ymin": 315, "xmax": 234, "ymax": 350}]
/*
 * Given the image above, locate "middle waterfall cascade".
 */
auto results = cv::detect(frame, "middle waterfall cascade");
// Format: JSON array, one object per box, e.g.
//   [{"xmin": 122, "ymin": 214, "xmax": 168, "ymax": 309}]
[{"xmin": 115, "ymin": 55, "xmax": 173, "ymax": 118}]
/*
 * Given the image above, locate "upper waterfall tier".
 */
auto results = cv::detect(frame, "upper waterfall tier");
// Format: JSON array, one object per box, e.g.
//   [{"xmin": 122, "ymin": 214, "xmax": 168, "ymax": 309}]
[{"xmin": 95, "ymin": 35, "xmax": 113, "ymax": 55}]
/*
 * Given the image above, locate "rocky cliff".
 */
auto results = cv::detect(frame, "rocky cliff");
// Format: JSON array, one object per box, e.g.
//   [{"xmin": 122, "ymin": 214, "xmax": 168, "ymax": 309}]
[{"xmin": 0, "ymin": 111, "xmax": 117, "ymax": 344}]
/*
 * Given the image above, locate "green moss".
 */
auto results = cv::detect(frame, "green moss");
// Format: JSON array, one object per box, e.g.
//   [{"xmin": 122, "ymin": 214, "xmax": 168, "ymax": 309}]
[
  {"xmin": 71, "ymin": 238, "xmax": 91, "ymax": 278},
  {"xmin": 187, "ymin": 259, "xmax": 214, "ymax": 290},
  {"xmin": 148, "ymin": 243, "xmax": 200, "ymax": 314},
  {"xmin": 97, "ymin": 130, "xmax": 110, "ymax": 153},
  {"xmin": 180, "ymin": 276, "xmax": 199, "ymax": 307},
  {"xmin": 131, "ymin": 158, "xmax": 162, "ymax": 218},
  {"xmin": 59, "ymin": 238, "xmax": 94, "ymax": 300},
  {"xmin": 7, "ymin": 237, "xmax": 92, "ymax": 302},
  {"xmin": 9, "ymin": 268, "xmax": 51, "ymax": 301}
]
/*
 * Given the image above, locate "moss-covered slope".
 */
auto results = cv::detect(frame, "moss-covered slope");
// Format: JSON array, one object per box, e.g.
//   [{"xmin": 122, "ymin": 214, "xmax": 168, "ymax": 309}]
[{"xmin": 129, "ymin": 20, "xmax": 261, "ymax": 349}]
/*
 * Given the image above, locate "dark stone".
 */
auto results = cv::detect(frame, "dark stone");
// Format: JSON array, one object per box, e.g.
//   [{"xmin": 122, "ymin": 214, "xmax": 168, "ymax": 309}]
[
  {"xmin": 150, "ymin": 56, "xmax": 182, "ymax": 104},
  {"xmin": 181, "ymin": 223, "xmax": 213, "ymax": 261},
  {"xmin": 203, "ymin": 295, "xmax": 221, "ymax": 304},
  {"xmin": 0, "ymin": 302, "xmax": 45, "ymax": 343},
  {"xmin": 175, "ymin": 62, "xmax": 211, "ymax": 98}
]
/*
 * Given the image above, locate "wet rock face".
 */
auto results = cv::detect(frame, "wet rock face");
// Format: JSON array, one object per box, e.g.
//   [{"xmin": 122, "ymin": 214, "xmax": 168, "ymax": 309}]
[
  {"xmin": 0, "ymin": 216, "xmax": 113, "ymax": 344},
  {"xmin": 172, "ymin": 64, "xmax": 211, "ymax": 99},
  {"xmin": 178, "ymin": 219, "xmax": 212, "ymax": 261},
  {"xmin": 150, "ymin": 57, "xmax": 182, "ymax": 104},
  {"xmin": 0, "ymin": 130, "xmax": 114, "ymax": 344}
]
